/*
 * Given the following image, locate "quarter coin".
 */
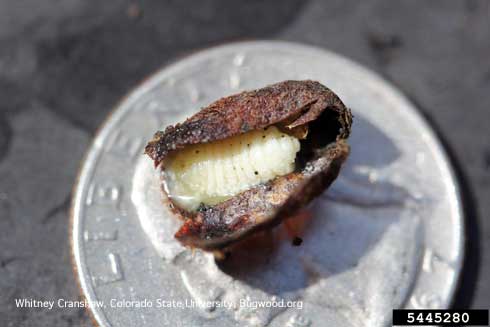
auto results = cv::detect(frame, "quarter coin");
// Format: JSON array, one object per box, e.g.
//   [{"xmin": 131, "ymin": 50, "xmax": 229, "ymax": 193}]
[{"xmin": 71, "ymin": 41, "xmax": 464, "ymax": 327}]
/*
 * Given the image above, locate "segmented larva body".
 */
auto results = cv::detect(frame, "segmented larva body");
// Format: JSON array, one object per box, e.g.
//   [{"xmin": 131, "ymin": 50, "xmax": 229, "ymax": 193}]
[{"xmin": 163, "ymin": 126, "xmax": 300, "ymax": 211}]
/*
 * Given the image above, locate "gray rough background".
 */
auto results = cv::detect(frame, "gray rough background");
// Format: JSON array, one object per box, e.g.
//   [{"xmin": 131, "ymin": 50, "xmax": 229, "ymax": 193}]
[{"xmin": 0, "ymin": 0, "xmax": 488, "ymax": 326}]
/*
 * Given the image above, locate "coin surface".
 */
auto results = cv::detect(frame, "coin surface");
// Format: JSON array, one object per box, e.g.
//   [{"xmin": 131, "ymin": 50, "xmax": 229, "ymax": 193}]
[{"xmin": 71, "ymin": 41, "xmax": 464, "ymax": 327}]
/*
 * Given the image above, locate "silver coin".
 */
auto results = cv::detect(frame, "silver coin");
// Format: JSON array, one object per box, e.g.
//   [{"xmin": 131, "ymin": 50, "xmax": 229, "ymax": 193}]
[{"xmin": 71, "ymin": 41, "xmax": 464, "ymax": 327}]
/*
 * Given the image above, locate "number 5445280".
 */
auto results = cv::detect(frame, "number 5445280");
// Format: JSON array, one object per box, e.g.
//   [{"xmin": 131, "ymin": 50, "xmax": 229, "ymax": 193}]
[{"xmin": 406, "ymin": 312, "xmax": 469, "ymax": 324}]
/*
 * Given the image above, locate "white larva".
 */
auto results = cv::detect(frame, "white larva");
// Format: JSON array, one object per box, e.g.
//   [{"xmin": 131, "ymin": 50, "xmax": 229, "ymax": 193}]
[{"xmin": 163, "ymin": 126, "xmax": 300, "ymax": 211}]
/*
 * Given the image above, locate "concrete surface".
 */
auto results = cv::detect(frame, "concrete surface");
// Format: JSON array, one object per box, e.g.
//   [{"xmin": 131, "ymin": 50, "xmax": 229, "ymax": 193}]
[{"xmin": 0, "ymin": 0, "xmax": 489, "ymax": 326}]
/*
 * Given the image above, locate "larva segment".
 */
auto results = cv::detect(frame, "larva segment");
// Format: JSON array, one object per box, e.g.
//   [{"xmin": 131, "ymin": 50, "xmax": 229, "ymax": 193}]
[{"xmin": 163, "ymin": 126, "xmax": 300, "ymax": 211}]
